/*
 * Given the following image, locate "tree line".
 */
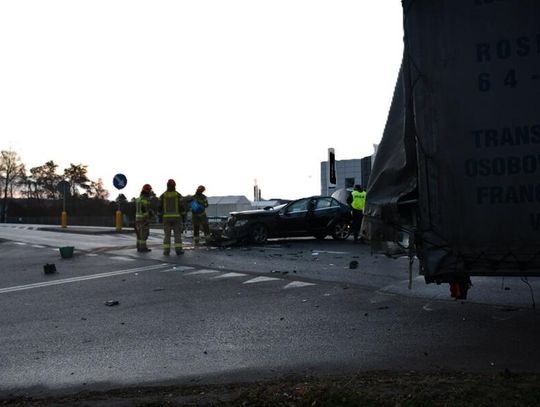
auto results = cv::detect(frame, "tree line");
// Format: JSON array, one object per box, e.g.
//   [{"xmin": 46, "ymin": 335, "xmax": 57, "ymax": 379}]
[{"xmin": 0, "ymin": 149, "xmax": 112, "ymax": 223}]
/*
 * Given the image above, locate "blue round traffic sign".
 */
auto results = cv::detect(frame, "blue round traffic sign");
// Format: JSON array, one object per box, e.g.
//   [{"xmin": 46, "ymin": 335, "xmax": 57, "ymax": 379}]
[{"xmin": 113, "ymin": 173, "xmax": 127, "ymax": 190}]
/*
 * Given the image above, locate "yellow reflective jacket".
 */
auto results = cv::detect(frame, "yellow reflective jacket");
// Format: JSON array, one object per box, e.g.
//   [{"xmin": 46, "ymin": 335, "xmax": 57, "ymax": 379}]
[
  {"xmin": 351, "ymin": 190, "xmax": 366, "ymax": 211},
  {"xmin": 135, "ymin": 196, "xmax": 151, "ymax": 221},
  {"xmin": 160, "ymin": 191, "xmax": 184, "ymax": 219}
]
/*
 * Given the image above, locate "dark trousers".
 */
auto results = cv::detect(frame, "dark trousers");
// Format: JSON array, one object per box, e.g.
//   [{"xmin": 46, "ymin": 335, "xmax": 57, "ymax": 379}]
[
  {"xmin": 192, "ymin": 213, "xmax": 210, "ymax": 244},
  {"xmin": 136, "ymin": 219, "xmax": 150, "ymax": 250},
  {"xmin": 351, "ymin": 209, "xmax": 364, "ymax": 241}
]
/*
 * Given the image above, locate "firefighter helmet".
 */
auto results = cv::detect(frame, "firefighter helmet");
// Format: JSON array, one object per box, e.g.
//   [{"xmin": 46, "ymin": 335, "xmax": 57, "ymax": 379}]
[
  {"xmin": 167, "ymin": 179, "xmax": 176, "ymax": 187},
  {"xmin": 142, "ymin": 184, "xmax": 152, "ymax": 193}
]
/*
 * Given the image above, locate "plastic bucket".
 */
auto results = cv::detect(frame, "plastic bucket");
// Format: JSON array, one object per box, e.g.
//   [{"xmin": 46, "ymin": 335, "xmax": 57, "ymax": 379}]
[{"xmin": 59, "ymin": 246, "xmax": 74, "ymax": 259}]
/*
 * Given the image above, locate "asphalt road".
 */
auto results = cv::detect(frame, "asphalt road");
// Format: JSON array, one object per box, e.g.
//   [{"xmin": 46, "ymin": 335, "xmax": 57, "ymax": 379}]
[{"xmin": 1, "ymin": 224, "xmax": 540, "ymax": 398}]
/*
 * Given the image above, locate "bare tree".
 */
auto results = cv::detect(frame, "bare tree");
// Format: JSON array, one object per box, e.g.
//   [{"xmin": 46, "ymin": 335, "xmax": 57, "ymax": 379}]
[
  {"xmin": 90, "ymin": 178, "xmax": 110, "ymax": 200},
  {"xmin": 0, "ymin": 150, "xmax": 25, "ymax": 222}
]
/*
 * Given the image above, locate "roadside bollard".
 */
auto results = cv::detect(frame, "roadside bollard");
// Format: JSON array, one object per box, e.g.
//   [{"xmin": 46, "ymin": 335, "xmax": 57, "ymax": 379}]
[
  {"xmin": 61, "ymin": 211, "xmax": 67, "ymax": 228},
  {"xmin": 115, "ymin": 210, "xmax": 122, "ymax": 232}
]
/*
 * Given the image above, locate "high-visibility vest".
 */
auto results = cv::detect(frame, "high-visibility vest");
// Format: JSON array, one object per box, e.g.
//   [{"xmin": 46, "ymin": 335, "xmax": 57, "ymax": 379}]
[
  {"xmin": 135, "ymin": 196, "xmax": 150, "ymax": 221},
  {"xmin": 351, "ymin": 190, "xmax": 366, "ymax": 211},
  {"xmin": 161, "ymin": 191, "xmax": 182, "ymax": 219}
]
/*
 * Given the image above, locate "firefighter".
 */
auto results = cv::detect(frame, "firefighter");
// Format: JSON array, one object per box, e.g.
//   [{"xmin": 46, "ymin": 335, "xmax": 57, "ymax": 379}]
[
  {"xmin": 135, "ymin": 184, "xmax": 153, "ymax": 252},
  {"xmin": 191, "ymin": 185, "xmax": 210, "ymax": 245},
  {"xmin": 159, "ymin": 179, "xmax": 185, "ymax": 255},
  {"xmin": 349, "ymin": 184, "xmax": 366, "ymax": 243}
]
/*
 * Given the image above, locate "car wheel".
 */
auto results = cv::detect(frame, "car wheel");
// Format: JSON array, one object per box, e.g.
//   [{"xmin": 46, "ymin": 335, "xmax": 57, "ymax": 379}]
[
  {"xmin": 250, "ymin": 223, "xmax": 268, "ymax": 244},
  {"xmin": 331, "ymin": 220, "xmax": 350, "ymax": 240}
]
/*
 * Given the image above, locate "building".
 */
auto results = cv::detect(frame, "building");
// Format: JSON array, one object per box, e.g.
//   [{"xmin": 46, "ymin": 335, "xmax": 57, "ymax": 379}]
[
  {"xmin": 206, "ymin": 195, "xmax": 252, "ymax": 218},
  {"xmin": 320, "ymin": 155, "xmax": 373, "ymax": 196}
]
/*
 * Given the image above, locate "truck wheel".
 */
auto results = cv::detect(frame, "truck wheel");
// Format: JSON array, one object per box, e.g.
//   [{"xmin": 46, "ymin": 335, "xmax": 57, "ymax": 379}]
[
  {"xmin": 331, "ymin": 220, "xmax": 350, "ymax": 241},
  {"xmin": 250, "ymin": 223, "xmax": 268, "ymax": 244}
]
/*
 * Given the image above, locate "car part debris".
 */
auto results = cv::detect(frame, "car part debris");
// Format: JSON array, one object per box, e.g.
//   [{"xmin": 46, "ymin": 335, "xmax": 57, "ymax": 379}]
[{"xmin": 43, "ymin": 263, "xmax": 56, "ymax": 274}]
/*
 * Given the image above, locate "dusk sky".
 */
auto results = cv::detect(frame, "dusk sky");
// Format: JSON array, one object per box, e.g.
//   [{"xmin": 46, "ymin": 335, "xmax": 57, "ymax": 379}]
[{"xmin": 0, "ymin": 1, "xmax": 403, "ymax": 200}]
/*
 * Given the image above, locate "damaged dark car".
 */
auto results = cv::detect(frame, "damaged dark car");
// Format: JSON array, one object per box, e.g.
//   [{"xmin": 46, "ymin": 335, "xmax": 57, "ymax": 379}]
[{"xmin": 223, "ymin": 196, "xmax": 352, "ymax": 244}]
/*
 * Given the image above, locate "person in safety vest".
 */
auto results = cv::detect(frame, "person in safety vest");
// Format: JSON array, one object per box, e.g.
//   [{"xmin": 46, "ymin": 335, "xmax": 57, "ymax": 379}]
[
  {"xmin": 159, "ymin": 179, "xmax": 186, "ymax": 255},
  {"xmin": 135, "ymin": 184, "xmax": 154, "ymax": 252},
  {"xmin": 348, "ymin": 184, "xmax": 366, "ymax": 243},
  {"xmin": 191, "ymin": 185, "xmax": 210, "ymax": 246}
]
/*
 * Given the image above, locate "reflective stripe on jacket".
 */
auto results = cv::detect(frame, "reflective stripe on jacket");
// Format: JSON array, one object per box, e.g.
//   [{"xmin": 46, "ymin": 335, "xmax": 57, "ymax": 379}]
[
  {"xmin": 351, "ymin": 190, "xmax": 366, "ymax": 211},
  {"xmin": 135, "ymin": 196, "xmax": 150, "ymax": 220},
  {"xmin": 161, "ymin": 191, "xmax": 182, "ymax": 219}
]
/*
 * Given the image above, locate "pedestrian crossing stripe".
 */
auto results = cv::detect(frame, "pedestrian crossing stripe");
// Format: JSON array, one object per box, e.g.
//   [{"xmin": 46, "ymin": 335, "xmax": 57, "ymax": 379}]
[
  {"xmin": 185, "ymin": 269, "xmax": 221, "ymax": 276},
  {"xmin": 243, "ymin": 276, "xmax": 282, "ymax": 284},
  {"xmin": 283, "ymin": 281, "xmax": 316, "ymax": 289},
  {"xmin": 212, "ymin": 272, "xmax": 247, "ymax": 279}
]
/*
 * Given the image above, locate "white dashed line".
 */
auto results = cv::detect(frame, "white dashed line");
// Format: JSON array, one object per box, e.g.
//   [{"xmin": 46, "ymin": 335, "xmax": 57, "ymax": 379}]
[
  {"xmin": 283, "ymin": 281, "xmax": 316, "ymax": 289},
  {"xmin": 13, "ymin": 242, "xmax": 27, "ymax": 246},
  {"xmin": 212, "ymin": 272, "xmax": 247, "ymax": 279},
  {"xmin": 185, "ymin": 269, "xmax": 221, "ymax": 276},
  {"xmin": 314, "ymin": 250, "xmax": 349, "ymax": 255},
  {"xmin": 160, "ymin": 265, "xmax": 194, "ymax": 272},
  {"xmin": 109, "ymin": 256, "xmax": 135, "ymax": 262},
  {"xmin": 31, "ymin": 245, "xmax": 46, "ymax": 248},
  {"xmin": 85, "ymin": 253, "xmax": 99, "ymax": 257},
  {"xmin": 243, "ymin": 276, "xmax": 282, "ymax": 284}
]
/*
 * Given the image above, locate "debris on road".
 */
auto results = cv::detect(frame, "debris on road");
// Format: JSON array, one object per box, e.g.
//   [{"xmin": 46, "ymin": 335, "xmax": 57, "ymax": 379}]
[
  {"xmin": 104, "ymin": 300, "xmax": 120, "ymax": 306},
  {"xmin": 349, "ymin": 261, "xmax": 359, "ymax": 269},
  {"xmin": 43, "ymin": 263, "xmax": 56, "ymax": 274}
]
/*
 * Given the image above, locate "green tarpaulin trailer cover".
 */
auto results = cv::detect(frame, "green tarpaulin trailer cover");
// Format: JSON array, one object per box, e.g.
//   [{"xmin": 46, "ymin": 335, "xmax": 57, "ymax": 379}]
[{"xmin": 364, "ymin": 0, "xmax": 540, "ymax": 284}]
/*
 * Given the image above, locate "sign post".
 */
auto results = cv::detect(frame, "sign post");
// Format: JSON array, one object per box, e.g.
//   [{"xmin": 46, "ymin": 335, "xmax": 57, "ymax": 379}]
[
  {"xmin": 113, "ymin": 174, "xmax": 127, "ymax": 232},
  {"xmin": 327, "ymin": 148, "xmax": 336, "ymax": 196}
]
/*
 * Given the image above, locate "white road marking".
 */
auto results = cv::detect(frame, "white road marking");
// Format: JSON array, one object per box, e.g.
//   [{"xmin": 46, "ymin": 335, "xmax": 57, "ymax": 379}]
[
  {"xmin": 212, "ymin": 272, "xmax": 247, "ymax": 279},
  {"xmin": 31, "ymin": 245, "xmax": 46, "ymax": 248},
  {"xmin": 160, "ymin": 265, "xmax": 194, "ymax": 273},
  {"xmin": 283, "ymin": 281, "xmax": 316, "ymax": 289},
  {"xmin": 422, "ymin": 304, "xmax": 434, "ymax": 312},
  {"xmin": 109, "ymin": 256, "xmax": 135, "ymax": 262},
  {"xmin": 13, "ymin": 242, "xmax": 27, "ymax": 246},
  {"xmin": 0, "ymin": 264, "xmax": 171, "ymax": 294},
  {"xmin": 243, "ymin": 276, "xmax": 282, "ymax": 284},
  {"xmin": 185, "ymin": 269, "xmax": 220, "ymax": 276},
  {"xmin": 85, "ymin": 253, "xmax": 99, "ymax": 257},
  {"xmin": 315, "ymin": 250, "xmax": 349, "ymax": 255}
]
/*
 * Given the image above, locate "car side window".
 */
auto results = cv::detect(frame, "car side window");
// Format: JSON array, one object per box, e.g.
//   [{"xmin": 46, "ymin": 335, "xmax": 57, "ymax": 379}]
[
  {"xmin": 329, "ymin": 197, "xmax": 341, "ymax": 208},
  {"xmin": 315, "ymin": 197, "xmax": 333, "ymax": 210},
  {"xmin": 287, "ymin": 199, "xmax": 309, "ymax": 213}
]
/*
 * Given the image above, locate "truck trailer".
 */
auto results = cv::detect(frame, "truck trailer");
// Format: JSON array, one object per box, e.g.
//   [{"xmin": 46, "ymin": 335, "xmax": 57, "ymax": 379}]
[{"xmin": 363, "ymin": 0, "xmax": 540, "ymax": 298}]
